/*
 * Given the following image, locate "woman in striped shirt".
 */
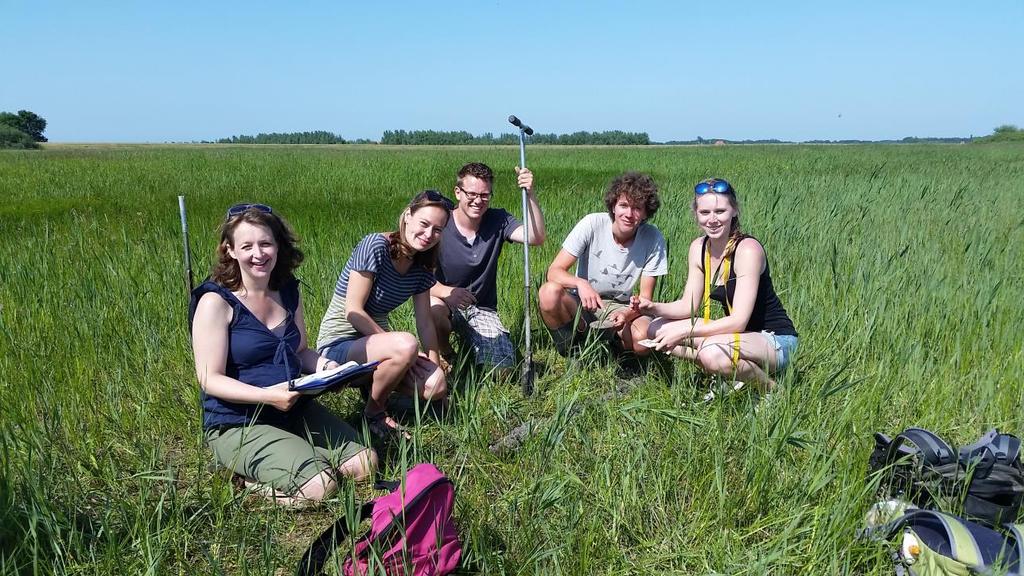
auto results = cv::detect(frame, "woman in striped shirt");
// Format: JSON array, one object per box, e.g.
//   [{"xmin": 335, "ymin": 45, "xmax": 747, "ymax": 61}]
[{"xmin": 318, "ymin": 191, "xmax": 451, "ymax": 440}]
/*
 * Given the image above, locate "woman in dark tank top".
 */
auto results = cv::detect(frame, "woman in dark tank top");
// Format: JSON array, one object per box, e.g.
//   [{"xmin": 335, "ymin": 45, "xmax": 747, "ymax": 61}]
[
  {"xmin": 638, "ymin": 179, "xmax": 798, "ymax": 392},
  {"xmin": 190, "ymin": 204, "xmax": 377, "ymax": 507}
]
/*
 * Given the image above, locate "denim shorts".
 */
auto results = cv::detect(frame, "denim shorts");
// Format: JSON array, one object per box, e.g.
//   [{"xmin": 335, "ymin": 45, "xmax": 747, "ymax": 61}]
[
  {"xmin": 761, "ymin": 331, "xmax": 798, "ymax": 373},
  {"xmin": 319, "ymin": 337, "xmax": 361, "ymax": 364}
]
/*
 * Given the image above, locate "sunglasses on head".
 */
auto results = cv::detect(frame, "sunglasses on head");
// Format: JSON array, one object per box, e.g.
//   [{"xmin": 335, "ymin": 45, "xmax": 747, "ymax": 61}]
[
  {"xmin": 694, "ymin": 179, "xmax": 735, "ymax": 196},
  {"xmin": 415, "ymin": 190, "xmax": 454, "ymax": 210},
  {"xmin": 226, "ymin": 203, "xmax": 273, "ymax": 218}
]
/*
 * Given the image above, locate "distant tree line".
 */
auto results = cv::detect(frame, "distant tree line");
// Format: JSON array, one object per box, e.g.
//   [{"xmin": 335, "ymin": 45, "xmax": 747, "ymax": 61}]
[
  {"xmin": 380, "ymin": 129, "xmax": 650, "ymax": 145},
  {"xmin": 0, "ymin": 110, "xmax": 47, "ymax": 149},
  {"xmin": 217, "ymin": 131, "xmax": 350, "ymax": 144},
  {"xmin": 661, "ymin": 137, "xmax": 791, "ymax": 145},
  {"xmin": 212, "ymin": 125, "xmax": 1023, "ymax": 147},
  {"xmin": 660, "ymin": 136, "xmax": 974, "ymax": 145},
  {"xmin": 804, "ymin": 136, "xmax": 971, "ymax": 144}
]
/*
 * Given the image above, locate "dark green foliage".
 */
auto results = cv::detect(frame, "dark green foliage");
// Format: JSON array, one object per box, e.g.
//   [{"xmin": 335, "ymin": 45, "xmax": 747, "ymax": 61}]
[
  {"xmin": 0, "ymin": 110, "xmax": 47, "ymax": 143},
  {"xmin": 0, "ymin": 124, "xmax": 39, "ymax": 149},
  {"xmin": 975, "ymin": 125, "xmax": 1024, "ymax": 143},
  {"xmin": 217, "ymin": 131, "xmax": 347, "ymax": 144}
]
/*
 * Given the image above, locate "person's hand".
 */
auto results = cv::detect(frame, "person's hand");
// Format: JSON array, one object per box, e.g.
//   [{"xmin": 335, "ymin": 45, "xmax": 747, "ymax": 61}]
[
  {"xmin": 651, "ymin": 324, "xmax": 693, "ymax": 354},
  {"xmin": 405, "ymin": 354, "xmax": 445, "ymax": 391},
  {"xmin": 444, "ymin": 287, "xmax": 476, "ymax": 310},
  {"xmin": 577, "ymin": 282, "xmax": 603, "ymax": 312},
  {"xmin": 317, "ymin": 357, "xmax": 340, "ymax": 372},
  {"xmin": 515, "ymin": 166, "xmax": 534, "ymax": 194},
  {"xmin": 607, "ymin": 307, "xmax": 635, "ymax": 329},
  {"xmin": 634, "ymin": 295, "xmax": 657, "ymax": 316},
  {"xmin": 266, "ymin": 383, "xmax": 301, "ymax": 412},
  {"xmin": 407, "ymin": 354, "xmax": 435, "ymax": 383}
]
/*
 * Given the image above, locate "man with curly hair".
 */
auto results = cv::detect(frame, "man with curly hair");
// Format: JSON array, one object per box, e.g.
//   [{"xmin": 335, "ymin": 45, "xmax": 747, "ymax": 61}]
[
  {"xmin": 538, "ymin": 171, "xmax": 667, "ymax": 356},
  {"xmin": 430, "ymin": 162, "xmax": 546, "ymax": 375}
]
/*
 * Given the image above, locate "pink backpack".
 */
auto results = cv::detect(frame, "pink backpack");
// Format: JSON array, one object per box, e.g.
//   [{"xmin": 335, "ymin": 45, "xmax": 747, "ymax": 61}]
[{"xmin": 298, "ymin": 463, "xmax": 461, "ymax": 576}]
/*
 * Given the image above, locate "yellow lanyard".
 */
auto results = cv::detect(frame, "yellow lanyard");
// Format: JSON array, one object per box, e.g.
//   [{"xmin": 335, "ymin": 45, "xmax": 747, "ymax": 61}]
[{"xmin": 703, "ymin": 239, "xmax": 741, "ymax": 366}]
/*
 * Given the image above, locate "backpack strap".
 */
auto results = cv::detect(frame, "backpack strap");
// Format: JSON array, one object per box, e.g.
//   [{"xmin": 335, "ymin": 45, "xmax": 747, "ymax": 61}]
[
  {"xmin": 961, "ymin": 430, "xmax": 997, "ymax": 462},
  {"xmin": 885, "ymin": 510, "xmax": 983, "ymax": 568},
  {"xmin": 991, "ymin": 433, "xmax": 1021, "ymax": 466},
  {"xmin": 932, "ymin": 512, "xmax": 985, "ymax": 567},
  {"xmin": 1007, "ymin": 524, "xmax": 1024, "ymax": 572},
  {"xmin": 888, "ymin": 428, "xmax": 956, "ymax": 467},
  {"xmin": 296, "ymin": 474, "xmax": 413, "ymax": 576},
  {"xmin": 374, "ymin": 479, "xmax": 400, "ymax": 492},
  {"xmin": 369, "ymin": 475, "xmax": 454, "ymax": 550},
  {"xmin": 296, "ymin": 501, "xmax": 376, "ymax": 576},
  {"xmin": 959, "ymin": 429, "xmax": 1020, "ymax": 465},
  {"xmin": 959, "ymin": 430, "xmax": 1022, "ymax": 480}
]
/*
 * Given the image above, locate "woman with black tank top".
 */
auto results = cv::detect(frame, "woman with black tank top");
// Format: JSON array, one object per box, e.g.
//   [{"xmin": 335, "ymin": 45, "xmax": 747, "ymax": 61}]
[
  {"xmin": 639, "ymin": 178, "xmax": 798, "ymax": 391},
  {"xmin": 191, "ymin": 205, "xmax": 377, "ymax": 507}
]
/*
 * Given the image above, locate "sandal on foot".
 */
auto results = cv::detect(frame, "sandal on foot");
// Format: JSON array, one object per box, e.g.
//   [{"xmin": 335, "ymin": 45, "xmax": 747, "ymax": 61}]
[
  {"xmin": 439, "ymin": 355, "xmax": 454, "ymax": 376},
  {"xmin": 702, "ymin": 380, "xmax": 746, "ymax": 403},
  {"xmin": 365, "ymin": 410, "xmax": 412, "ymax": 441}
]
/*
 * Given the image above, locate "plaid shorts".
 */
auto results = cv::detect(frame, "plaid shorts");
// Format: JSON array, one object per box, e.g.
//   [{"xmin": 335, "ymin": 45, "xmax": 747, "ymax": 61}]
[{"xmin": 450, "ymin": 305, "xmax": 515, "ymax": 368}]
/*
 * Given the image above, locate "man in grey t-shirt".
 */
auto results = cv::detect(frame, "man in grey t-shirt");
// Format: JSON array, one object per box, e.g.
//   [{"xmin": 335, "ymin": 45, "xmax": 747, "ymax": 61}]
[
  {"xmin": 538, "ymin": 171, "xmax": 667, "ymax": 356},
  {"xmin": 430, "ymin": 162, "xmax": 546, "ymax": 373}
]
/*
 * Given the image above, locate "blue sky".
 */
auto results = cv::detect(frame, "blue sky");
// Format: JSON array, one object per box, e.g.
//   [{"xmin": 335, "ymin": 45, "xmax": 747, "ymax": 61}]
[{"xmin": 2, "ymin": 1, "xmax": 1021, "ymax": 142}]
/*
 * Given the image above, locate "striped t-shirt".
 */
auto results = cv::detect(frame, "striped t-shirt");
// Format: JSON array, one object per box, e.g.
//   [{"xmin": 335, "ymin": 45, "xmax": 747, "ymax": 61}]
[{"xmin": 317, "ymin": 233, "xmax": 436, "ymax": 350}]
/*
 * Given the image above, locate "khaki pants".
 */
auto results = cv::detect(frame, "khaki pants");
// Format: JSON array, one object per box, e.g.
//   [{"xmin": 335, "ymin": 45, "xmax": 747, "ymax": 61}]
[{"xmin": 205, "ymin": 401, "xmax": 367, "ymax": 494}]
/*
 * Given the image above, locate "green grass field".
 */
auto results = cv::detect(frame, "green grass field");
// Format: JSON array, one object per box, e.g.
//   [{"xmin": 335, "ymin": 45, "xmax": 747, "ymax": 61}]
[{"xmin": 1, "ymin": 143, "xmax": 1022, "ymax": 574}]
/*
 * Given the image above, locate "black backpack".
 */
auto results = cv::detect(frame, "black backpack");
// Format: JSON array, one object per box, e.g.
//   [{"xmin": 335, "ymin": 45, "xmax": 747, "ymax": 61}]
[{"xmin": 869, "ymin": 427, "xmax": 1024, "ymax": 526}]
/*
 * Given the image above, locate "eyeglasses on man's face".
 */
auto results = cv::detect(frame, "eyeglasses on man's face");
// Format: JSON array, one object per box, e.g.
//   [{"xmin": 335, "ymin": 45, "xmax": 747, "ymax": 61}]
[{"xmin": 457, "ymin": 185, "xmax": 492, "ymax": 202}]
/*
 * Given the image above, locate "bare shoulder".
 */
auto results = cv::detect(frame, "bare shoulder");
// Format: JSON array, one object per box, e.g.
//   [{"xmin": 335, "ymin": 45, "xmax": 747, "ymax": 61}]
[
  {"xmin": 687, "ymin": 237, "xmax": 704, "ymax": 262},
  {"xmin": 736, "ymin": 237, "xmax": 766, "ymax": 259},
  {"xmin": 195, "ymin": 291, "xmax": 232, "ymax": 323},
  {"xmin": 734, "ymin": 237, "xmax": 767, "ymax": 274}
]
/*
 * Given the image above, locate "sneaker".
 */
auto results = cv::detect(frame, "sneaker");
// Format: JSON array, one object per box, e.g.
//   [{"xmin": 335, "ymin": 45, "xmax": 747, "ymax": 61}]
[
  {"xmin": 754, "ymin": 391, "xmax": 776, "ymax": 414},
  {"xmin": 702, "ymin": 380, "xmax": 745, "ymax": 403},
  {"xmin": 241, "ymin": 479, "xmax": 319, "ymax": 510}
]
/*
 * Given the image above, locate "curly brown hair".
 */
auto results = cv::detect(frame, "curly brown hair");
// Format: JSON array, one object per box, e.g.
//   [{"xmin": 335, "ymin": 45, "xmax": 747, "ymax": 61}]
[
  {"xmin": 388, "ymin": 190, "xmax": 451, "ymax": 271},
  {"xmin": 456, "ymin": 162, "xmax": 495, "ymax": 189},
  {"xmin": 604, "ymin": 172, "xmax": 661, "ymax": 220},
  {"xmin": 210, "ymin": 207, "xmax": 304, "ymax": 291}
]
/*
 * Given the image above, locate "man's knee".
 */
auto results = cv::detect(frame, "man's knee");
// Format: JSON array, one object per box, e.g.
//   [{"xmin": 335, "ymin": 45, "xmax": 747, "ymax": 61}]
[
  {"xmin": 627, "ymin": 322, "xmax": 651, "ymax": 355},
  {"xmin": 422, "ymin": 374, "xmax": 447, "ymax": 401},
  {"xmin": 537, "ymin": 282, "xmax": 564, "ymax": 311}
]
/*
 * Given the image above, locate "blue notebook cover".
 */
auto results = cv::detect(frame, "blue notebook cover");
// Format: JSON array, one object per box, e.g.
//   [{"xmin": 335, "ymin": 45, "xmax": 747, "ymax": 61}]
[{"xmin": 289, "ymin": 361, "xmax": 380, "ymax": 395}]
